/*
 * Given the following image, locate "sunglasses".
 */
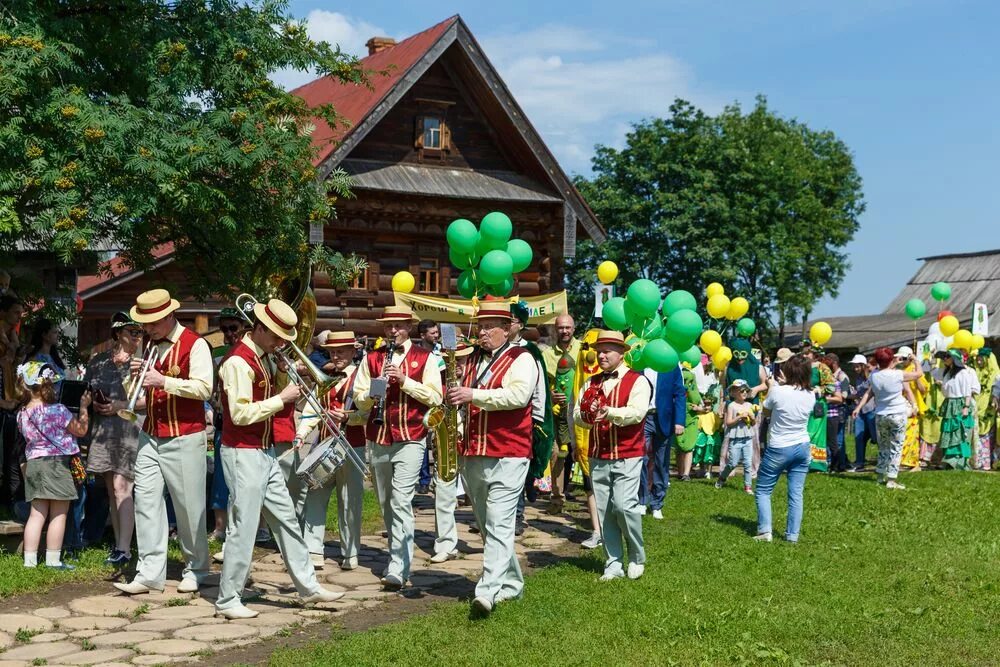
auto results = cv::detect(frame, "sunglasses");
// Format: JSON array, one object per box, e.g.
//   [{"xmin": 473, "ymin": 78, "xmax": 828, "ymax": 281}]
[{"xmin": 220, "ymin": 325, "xmax": 241, "ymax": 334}]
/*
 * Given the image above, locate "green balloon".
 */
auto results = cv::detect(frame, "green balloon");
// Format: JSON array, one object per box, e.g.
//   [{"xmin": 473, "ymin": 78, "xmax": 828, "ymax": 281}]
[
  {"xmin": 905, "ymin": 298, "xmax": 927, "ymax": 319},
  {"xmin": 480, "ymin": 211, "xmax": 513, "ymax": 250},
  {"xmin": 626, "ymin": 279, "xmax": 661, "ymax": 317},
  {"xmin": 486, "ymin": 277, "xmax": 514, "ymax": 297},
  {"xmin": 639, "ymin": 315, "xmax": 662, "ymax": 341},
  {"xmin": 446, "ymin": 219, "xmax": 479, "ymax": 253},
  {"xmin": 679, "ymin": 345, "xmax": 702, "ymax": 367},
  {"xmin": 457, "ymin": 270, "xmax": 478, "ymax": 299},
  {"xmin": 505, "ymin": 239, "xmax": 533, "ymax": 273},
  {"xmin": 448, "ymin": 247, "xmax": 479, "ymax": 270},
  {"xmin": 736, "ymin": 318, "xmax": 756, "ymax": 337},
  {"xmin": 662, "ymin": 289, "xmax": 697, "ymax": 316},
  {"xmin": 930, "ymin": 281, "xmax": 951, "ymax": 302},
  {"xmin": 665, "ymin": 309, "xmax": 703, "ymax": 349},
  {"xmin": 625, "ymin": 340, "xmax": 647, "ymax": 369},
  {"xmin": 643, "ymin": 339, "xmax": 679, "ymax": 373},
  {"xmin": 603, "ymin": 297, "xmax": 628, "ymax": 331},
  {"xmin": 478, "ymin": 250, "xmax": 513, "ymax": 285}
]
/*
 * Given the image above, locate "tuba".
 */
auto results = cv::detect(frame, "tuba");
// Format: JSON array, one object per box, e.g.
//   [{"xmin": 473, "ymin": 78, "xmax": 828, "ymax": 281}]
[{"xmin": 423, "ymin": 324, "xmax": 459, "ymax": 482}]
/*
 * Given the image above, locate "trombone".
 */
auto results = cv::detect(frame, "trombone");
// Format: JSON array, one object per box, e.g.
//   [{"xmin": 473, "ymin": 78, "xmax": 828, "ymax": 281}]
[
  {"xmin": 234, "ymin": 293, "xmax": 369, "ymax": 480},
  {"xmin": 118, "ymin": 342, "xmax": 157, "ymax": 422}
]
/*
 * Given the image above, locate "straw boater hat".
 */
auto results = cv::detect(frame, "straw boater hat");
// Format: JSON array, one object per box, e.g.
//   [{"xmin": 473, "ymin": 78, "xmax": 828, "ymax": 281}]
[
  {"xmin": 376, "ymin": 306, "xmax": 416, "ymax": 323},
  {"xmin": 130, "ymin": 289, "xmax": 180, "ymax": 324},
  {"xmin": 773, "ymin": 348, "xmax": 794, "ymax": 364},
  {"xmin": 593, "ymin": 330, "xmax": 631, "ymax": 350},
  {"xmin": 454, "ymin": 337, "xmax": 475, "ymax": 358},
  {"xmin": 253, "ymin": 298, "xmax": 298, "ymax": 342},
  {"xmin": 472, "ymin": 301, "xmax": 513, "ymax": 320},
  {"xmin": 321, "ymin": 331, "xmax": 357, "ymax": 348}
]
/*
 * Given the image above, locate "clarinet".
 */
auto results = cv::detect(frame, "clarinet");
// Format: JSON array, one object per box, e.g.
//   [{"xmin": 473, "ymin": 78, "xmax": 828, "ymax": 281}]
[{"xmin": 371, "ymin": 341, "xmax": 396, "ymax": 426}]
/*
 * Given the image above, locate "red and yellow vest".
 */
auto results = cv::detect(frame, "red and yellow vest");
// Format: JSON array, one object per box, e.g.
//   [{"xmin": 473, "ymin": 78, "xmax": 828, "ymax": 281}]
[
  {"xmin": 144, "ymin": 326, "xmax": 206, "ymax": 438},
  {"xmin": 588, "ymin": 370, "xmax": 646, "ymax": 460},
  {"xmin": 461, "ymin": 346, "xmax": 533, "ymax": 458},
  {"xmin": 366, "ymin": 344, "xmax": 431, "ymax": 445},
  {"xmin": 321, "ymin": 366, "xmax": 366, "ymax": 447},
  {"xmin": 220, "ymin": 340, "xmax": 275, "ymax": 449}
]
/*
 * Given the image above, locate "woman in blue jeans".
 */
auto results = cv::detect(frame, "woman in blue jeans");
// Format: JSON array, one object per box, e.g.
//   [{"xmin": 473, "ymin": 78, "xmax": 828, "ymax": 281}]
[{"xmin": 754, "ymin": 355, "xmax": 816, "ymax": 543}]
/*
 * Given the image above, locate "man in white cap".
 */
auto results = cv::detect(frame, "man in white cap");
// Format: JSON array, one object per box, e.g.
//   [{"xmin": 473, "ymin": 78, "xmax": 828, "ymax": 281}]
[
  {"xmin": 575, "ymin": 331, "xmax": 651, "ymax": 582},
  {"xmin": 446, "ymin": 300, "xmax": 537, "ymax": 616},
  {"xmin": 115, "ymin": 289, "xmax": 212, "ymax": 595},
  {"xmin": 293, "ymin": 330, "xmax": 369, "ymax": 570},
  {"xmin": 214, "ymin": 298, "xmax": 343, "ymax": 619},
  {"xmin": 354, "ymin": 305, "xmax": 442, "ymax": 591}
]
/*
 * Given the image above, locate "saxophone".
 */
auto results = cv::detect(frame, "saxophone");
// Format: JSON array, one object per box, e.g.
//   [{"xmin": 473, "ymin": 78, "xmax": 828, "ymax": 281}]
[{"xmin": 424, "ymin": 324, "xmax": 459, "ymax": 482}]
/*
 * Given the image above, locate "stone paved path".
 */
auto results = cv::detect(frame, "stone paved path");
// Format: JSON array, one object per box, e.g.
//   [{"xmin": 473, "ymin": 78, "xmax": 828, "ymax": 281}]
[{"xmin": 0, "ymin": 499, "xmax": 585, "ymax": 666}]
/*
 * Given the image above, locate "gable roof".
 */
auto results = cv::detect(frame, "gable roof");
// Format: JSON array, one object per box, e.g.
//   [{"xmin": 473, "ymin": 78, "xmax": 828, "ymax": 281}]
[
  {"xmin": 77, "ymin": 244, "xmax": 175, "ymax": 298},
  {"xmin": 291, "ymin": 15, "xmax": 604, "ymax": 251}
]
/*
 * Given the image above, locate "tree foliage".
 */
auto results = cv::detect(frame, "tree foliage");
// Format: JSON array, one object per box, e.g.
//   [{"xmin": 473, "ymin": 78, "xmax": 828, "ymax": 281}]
[
  {"xmin": 570, "ymin": 97, "xmax": 865, "ymax": 338},
  {"xmin": 0, "ymin": 0, "xmax": 368, "ymax": 298}
]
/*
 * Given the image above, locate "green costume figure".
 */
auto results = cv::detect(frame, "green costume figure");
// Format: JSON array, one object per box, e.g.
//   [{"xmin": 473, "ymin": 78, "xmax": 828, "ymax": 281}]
[
  {"xmin": 677, "ymin": 365, "xmax": 702, "ymax": 452},
  {"xmin": 807, "ymin": 352, "xmax": 835, "ymax": 472},
  {"xmin": 511, "ymin": 302, "xmax": 555, "ymax": 480},
  {"xmin": 692, "ymin": 382, "xmax": 722, "ymax": 475}
]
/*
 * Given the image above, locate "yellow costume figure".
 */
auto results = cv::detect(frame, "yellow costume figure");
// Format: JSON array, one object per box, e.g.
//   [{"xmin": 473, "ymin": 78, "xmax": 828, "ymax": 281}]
[
  {"xmin": 900, "ymin": 361, "xmax": 928, "ymax": 469},
  {"xmin": 572, "ymin": 328, "xmax": 603, "ymax": 478}
]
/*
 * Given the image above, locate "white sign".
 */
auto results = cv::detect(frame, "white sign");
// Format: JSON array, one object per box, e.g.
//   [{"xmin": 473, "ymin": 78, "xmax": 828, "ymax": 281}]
[
  {"xmin": 594, "ymin": 283, "xmax": 614, "ymax": 318},
  {"xmin": 308, "ymin": 221, "xmax": 324, "ymax": 245},
  {"xmin": 972, "ymin": 303, "xmax": 989, "ymax": 336}
]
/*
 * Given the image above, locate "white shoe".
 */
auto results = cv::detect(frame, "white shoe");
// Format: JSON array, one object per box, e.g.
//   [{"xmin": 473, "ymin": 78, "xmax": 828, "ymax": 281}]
[
  {"xmin": 380, "ymin": 574, "xmax": 404, "ymax": 591},
  {"xmin": 636, "ymin": 504, "xmax": 647, "ymax": 515},
  {"xmin": 599, "ymin": 570, "xmax": 625, "ymax": 582},
  {"xmin": 626, "ymin": 563, "xmax": 645, "ymax": 580},
  {"xmin": 430, "ymin": 550, "xmax": 458, "ymax": 564},
  {"xmin": 311, "ymin": 554, "xmax": 325, "ymax": 569},
  {"xmin": 176, "ymin": 578, "xmax": 199, "ymax": 594},
  {"xmin": 886, "ymin": 480, "xmax": 907, "ymax": 490},
  {"xmin": 581, "ymin": 532, "xmax": 602, "ymax": 550},
  {"xmin": 472, "ymin": 596, "xmax": 493, "ymax": 614},
  {"xmin": 341, "ymin": 556, "xmax": 358, "ymax": 571},
  {"xmin": 212, "ymin": 550, "xmax": 225, "ymax": 563},
  {"xmin": 652, "ymin": 509, "xmax": 663, "ymax": 520},
  {"xmin": 753, "ymin": 532, "xmax": 773, "ymax": 542},
  {"xmin": 301, "ymin": 587, "xmax": 344, "ymax": 604},
  {"xmin": 215, "ymin": 604, "xmax": 259, "ymax": 620},
  {"xmin": 114, "ymin": 580, "xmax": 162, "ymax": 595}
]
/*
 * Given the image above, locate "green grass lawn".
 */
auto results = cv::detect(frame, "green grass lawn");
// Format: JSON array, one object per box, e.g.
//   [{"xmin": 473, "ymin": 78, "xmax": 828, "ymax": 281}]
[
  {"xmin": 270, "ymin": 469, "xmax": 1000, "ymax": 667},
  {"xmin": 326, "ymin": 488, "xmax": 382, "ymax": 537}
]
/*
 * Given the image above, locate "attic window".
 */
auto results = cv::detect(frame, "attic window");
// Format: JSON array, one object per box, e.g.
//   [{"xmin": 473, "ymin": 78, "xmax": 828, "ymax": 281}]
[
  {"xmin": 422, "ymin": 116, "xmax": 442, "ymax": 149},
  {"xmin": 415, "ymin": 114, "xmax": 450, "ymax": 157}
]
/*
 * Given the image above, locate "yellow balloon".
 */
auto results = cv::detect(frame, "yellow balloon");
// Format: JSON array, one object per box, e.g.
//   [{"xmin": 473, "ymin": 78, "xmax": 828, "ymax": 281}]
[
  {"xmin": 726, "ymin": 297, "xmax": 750, "ymax": 321},
  {"xmin": 706, "ymin": 282, "xmax": 725, "ymax": 298},
  {"xmin": 596, "ymin": 261, "xmax": 619, "ymax": 285},
  {"xmin": 809, "ymin": 321, "xmax": 833, "ymax": 346},
  {"xmin": 706, "ymin": 294, "xmax": 731, "ymax": 319},
  {"xmin": 712, "ymin": 346, "xmax": 732, "ymax": 370},
  {"xmin": 699, "ymin": 329, "xmax": 723, "ymax": 356},
  {"xmin": 939, "ymin": 315, "xmax": 959, "ymax": 337},
  {"xmin": 972, "ymin": 334, "xmax": 986, "ymax": 351},
  {"xmin": 391, "ymin": 270, "xmax": 415, "ymax": 293},
  {"xmin": 953, "ymin": 329, "xmax": 974, "ymax": 350}
]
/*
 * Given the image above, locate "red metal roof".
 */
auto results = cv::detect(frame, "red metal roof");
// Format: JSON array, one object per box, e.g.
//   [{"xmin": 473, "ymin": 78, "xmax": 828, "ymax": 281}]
[
  {"xmin": 77, "ymin": 243, "xmax": 175, "ymax": 296},
  {"xmin": 291, "ymin": 16, "xmax": 458, "ymax": 165}
]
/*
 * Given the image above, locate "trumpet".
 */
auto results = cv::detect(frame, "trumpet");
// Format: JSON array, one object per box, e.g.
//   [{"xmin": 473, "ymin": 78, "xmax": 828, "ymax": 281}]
[
  {"xmin": 118, "ymin": 343, "xmax": 157, "ymax": 422},
  {"xmin": 234, "ymin": 293, "xmax": 369, "ymax": 480}
]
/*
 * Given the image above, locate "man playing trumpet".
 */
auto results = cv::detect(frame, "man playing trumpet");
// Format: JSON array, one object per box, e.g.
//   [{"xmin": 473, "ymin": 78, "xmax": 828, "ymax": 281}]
[{"xmin": 215, "ymin": 298, "xmax": 343, "ymax": 619}]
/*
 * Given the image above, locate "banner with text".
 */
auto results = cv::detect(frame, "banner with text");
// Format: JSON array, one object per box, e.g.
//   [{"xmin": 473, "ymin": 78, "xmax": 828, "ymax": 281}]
[{"xmin": 393, "ymin": 291, "xmax": 569, "ymax": 324}]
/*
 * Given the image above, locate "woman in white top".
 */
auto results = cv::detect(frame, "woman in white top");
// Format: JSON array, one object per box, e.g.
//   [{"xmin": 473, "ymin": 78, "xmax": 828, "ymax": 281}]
[
  {"xmin": 754, "ymin": 355, "xmax": 816, "ymax": 543},
  {"xmin": 852, "ymin": 347, "xmax": 921, "ymax": 489},
  {"xmin": 936, "ymin": 350, "xmax": 981, "ymax": 469}
]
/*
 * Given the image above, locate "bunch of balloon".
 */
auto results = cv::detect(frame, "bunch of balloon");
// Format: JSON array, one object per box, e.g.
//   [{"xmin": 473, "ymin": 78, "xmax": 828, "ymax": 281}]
[{"xmin": 446, "ymin": 212, "xmax": 533, "ymax": 299}]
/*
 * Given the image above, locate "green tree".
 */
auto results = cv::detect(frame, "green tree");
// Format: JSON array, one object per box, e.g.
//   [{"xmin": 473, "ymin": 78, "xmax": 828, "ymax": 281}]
[
  {"xmin": 0, "ymin": 0, "xmax": 367, "ymax": 299},
  {"xmin": 569, "ymin": 96, "xmax": 865, "ymax": 340}
]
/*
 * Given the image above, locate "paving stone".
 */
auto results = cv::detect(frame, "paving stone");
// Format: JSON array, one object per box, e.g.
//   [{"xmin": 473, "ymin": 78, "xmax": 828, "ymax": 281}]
[
  {"xmin": 131, "ymin": 655, "xmax": 192, "ymax": 665},
  {"xmin": 0, "ymin": 614, "xmax": 53, "ymax": 634},
  {"xmin": 251, "ymin": 561, "xmax": 288, "ymax": 572},
  {"xmin": 342, "ymin": 590, "xmax": 398, "ymax": 601},
  {"xmin": 0, "ymin": 632, "xmax": 10, "ymax": 649},
  {"xmin": 33, "ymin": 607, "xmax": 71, "ymax": 620},
  {"xmin": 239, "ymin": 612, "xmax": 300, "ymax": 628},
  {"xmin": 315, "ymin": 598, "xmax": 360, "ymax": 611},
  {"xmin": 324, "ymin": 568, "xmax": 381, "ymax": 586},
  {"xmin": 174, "ymin": 623, "xmax": 257, "ymax": 642},
  {"xmin": 144, "ymin": 605, "xmax": 216, "ymax": 620},
  {"xmin": 359, "ymin": 600, "xmax": 386, "ymax": 609},
  {"xmin": 353, "ymin": 583, "xmax": 385, "ymax": 591},
  {"xmin": 0, "ymin": 660, "xmax": 27, "ymax": 667},
  {"xmin": 89, "ymin": 630, "xmax": 163, "ymax": 647},
  {"xmin": 0, "ymin": 640, "xmax": 79, "ymax": 661},
  {"xmin": 50, "ymin": 648, "xmax": 135, "ymax": 665},
  {"xmin": 68, "ymin": 630, "xmax": 103, "ymax": 639},
  {"xmin": 30, "ymin": 632, "xmax": 68, "ymax": 643},
  {"xmin": 134, "ymin": 638, "xmax": 210, "ymax": 656},
  {"xmin": 128, "ymin": 618, "xmax": 193, "ymax": 633},
  {"xmin": 249, "ymin": 571, "xmax": 295, "ymax": 587},
  {"xmin": 68, "ymin": 595, "xmax": 153, "ymax": 618},
  {"xmin": 58, "ymin": 616, "xmax": 130, "ymax": 631},
  {"xmin": 297, "ymin": 609, "xmax": 333, "ymax": 618}
]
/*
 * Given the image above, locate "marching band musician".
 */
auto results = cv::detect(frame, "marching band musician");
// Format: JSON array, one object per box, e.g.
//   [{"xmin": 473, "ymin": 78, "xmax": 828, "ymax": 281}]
[
  {"xmin": 293, "ymin": 330, "xmax": 368, "ymax": 570},
  {"xmin": 354, "ymin": 306, "xmax": 442, "ymax": 591},
  {"xmin": 215, "ymin": 298, "xmax": 343, "ymax": 619},
  {"xmin": 446, "ymin": 301, "xmax": 537, "ymax": 616},
  {"xmin": 574, "ymin": 331, "xmax": 651, "ymax": 582},
  {"xmin": 115, "ymin": 289, "xmax": 212, "ymax": 596}
]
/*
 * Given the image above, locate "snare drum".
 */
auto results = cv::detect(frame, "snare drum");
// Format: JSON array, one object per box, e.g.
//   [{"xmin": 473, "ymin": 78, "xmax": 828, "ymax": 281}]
[{"xmin": 295, "ymin": 437, "xmax": 346, "ymax": 490}]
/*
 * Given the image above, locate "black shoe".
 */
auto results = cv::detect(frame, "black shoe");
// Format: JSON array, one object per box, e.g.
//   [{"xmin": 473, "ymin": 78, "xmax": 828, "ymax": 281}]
[
  {"xmin": 417, "ymin": 484, "xmax": 430, "ymax": 495},
  {"xmin": 514, "ymin": 521, "xmax": 526, "ymax": 536},
  {"xmin": 105, "ymin": 550, "xmax": 130, "ymax": 567}
]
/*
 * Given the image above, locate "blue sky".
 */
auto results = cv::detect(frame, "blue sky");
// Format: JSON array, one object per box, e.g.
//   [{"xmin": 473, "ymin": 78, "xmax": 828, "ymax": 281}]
[{"xmin": 284, "ymin": 0, "xmax": 999, "ymax": 318}]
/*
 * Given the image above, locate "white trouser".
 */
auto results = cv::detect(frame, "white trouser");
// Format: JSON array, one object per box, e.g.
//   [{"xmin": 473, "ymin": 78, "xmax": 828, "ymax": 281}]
[
  {"xmin": 591, "ymin": 457, "xmax": 646, "ymax": 575},
  {"xmin": 300, "ymin": 445, "xmax": 367, "ymax": 558},
  {"xmin": 133, "ymin": 431, "xmax": 210, "ymax": 587},
  {"xmin": 216, "ymin": 446, "xmax": 321, "ymax": 611},
  {"xmin": 370, "ymin": 440, "xmax": 425, "ymax": 581},
  {"xmin": 433, "ymin": 473, "xmax": 458, "ymax": 556},
  {"xmin": 462, "ymin": 456, "xmax": 530, "ymax": 603},
  {"xmin": 273, "ymin": 441, "xmax": 308, "ymax": 522}
]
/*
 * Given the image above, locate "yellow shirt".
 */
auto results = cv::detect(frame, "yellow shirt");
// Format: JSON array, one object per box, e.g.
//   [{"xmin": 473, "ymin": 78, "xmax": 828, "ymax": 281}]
[
  {"xmin": 574, "ymin": 362, "xmax": 651, "ymax": 428},
  {"xmin": 160, "ymin": 322, "xmax": 213, "ymax": 401},
  {"xmin": 218, "ymin": 335, "xmax": 286, "ymax": 426},
  {"xmin": 354, "ymin": 338, "xmax": 442, "ymax": 410},
  {"xmin": 470, "ymin": 346, "xmax": 537, "ymax": 411}
]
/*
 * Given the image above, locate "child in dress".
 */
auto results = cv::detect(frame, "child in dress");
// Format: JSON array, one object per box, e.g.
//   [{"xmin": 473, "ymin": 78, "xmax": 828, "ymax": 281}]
[
  {"xmin": 15, "ymin": 361, "xmax": 90, "ymax": 569},
  {"xmin": 716, "ymin": 379, "xmax": 756, "ymax": 494}
]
